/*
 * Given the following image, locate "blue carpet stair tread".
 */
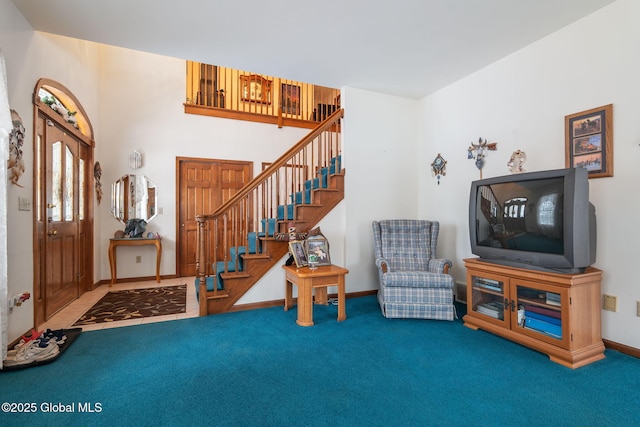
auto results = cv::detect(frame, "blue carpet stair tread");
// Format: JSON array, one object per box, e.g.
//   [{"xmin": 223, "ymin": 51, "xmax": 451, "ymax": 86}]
[
  {"xmin": 199, "ymin": 157, "xmax": 342, "ymax": 295},
  {"xmin": 276, "ymin": 156, "xmax": 341, "ymax": 220},
  {"xmin": 195, "ymin": 236, "xmax": 259, "ymax": 298}
]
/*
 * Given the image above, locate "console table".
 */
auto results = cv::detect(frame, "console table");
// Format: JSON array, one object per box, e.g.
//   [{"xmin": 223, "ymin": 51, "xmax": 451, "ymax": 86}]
[
  {"xmin": 283, "ymin": 264, "xmax": 348, "ymax": 326},
  {"xmin": 108, "ymin": 238, "xmax": 162, "ymax": 286}
]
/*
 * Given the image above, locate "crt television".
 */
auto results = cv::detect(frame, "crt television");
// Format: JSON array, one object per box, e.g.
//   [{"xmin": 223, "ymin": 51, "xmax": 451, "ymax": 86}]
[{"xmin": 469, "ymin": 167, "xmax": 596, "ymax": 274}]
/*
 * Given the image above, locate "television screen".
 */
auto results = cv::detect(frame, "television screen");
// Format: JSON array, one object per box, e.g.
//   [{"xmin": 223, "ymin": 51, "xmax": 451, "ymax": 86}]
[
  {"xmin": 469, "ymin": 168, "xmax": 596, "ymax": 274},
  {"xmin": 475, "ymin": 177, "xmax": 564, "ymax": 254}
]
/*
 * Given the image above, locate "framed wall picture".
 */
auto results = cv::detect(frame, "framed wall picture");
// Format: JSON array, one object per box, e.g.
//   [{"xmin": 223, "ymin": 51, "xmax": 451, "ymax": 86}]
[
  {"xmin": 289, "ymin": 241, "xmax": 308, "ymax": 268},
  {"xmin": 281, "ymin": 83, "xmax": 300, "ymax": 115},
  {"xmin": 565, "ymin": 104, "xmax": 613, "ymax": 178},
  {"xmin": 305, "ymin": 234, "xmax": 331, "ymax": 267},
  {"xmin": 240, "ymin": 74, "xmax": 272, "ymax": 104}
]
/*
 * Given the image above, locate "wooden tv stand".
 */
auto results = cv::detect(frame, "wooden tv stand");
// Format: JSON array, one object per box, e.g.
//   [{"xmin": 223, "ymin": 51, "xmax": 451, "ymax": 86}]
[{"xmin": 463, "ymin": 258, "xmax": 604, "ymax": 369}]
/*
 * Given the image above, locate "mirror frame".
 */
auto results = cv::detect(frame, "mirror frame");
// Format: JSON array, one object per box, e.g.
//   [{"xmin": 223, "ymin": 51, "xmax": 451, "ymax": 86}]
[{"xmin": 111, "ymin": 174, "xmax": 158, "ymax": 224}]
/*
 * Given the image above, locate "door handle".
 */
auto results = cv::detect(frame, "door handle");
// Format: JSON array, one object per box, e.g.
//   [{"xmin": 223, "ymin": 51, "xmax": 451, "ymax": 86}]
[
  {"xmin": 47, "ymin": 230, "xmax": 58, "ymax": 236},
  {"xmin": 47, "ymin": 203, "xmax": 56, "ymax": 209}
]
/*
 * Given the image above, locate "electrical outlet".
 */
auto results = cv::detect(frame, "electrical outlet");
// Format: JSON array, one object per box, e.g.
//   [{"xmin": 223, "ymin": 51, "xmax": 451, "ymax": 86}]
[
  {"xmin": 136, "ymin": 256, "xmax": 142, "ymax": 263},
  {"xmin": 603, "ymin": 294, "xmax": 618, "ymax": 312}
]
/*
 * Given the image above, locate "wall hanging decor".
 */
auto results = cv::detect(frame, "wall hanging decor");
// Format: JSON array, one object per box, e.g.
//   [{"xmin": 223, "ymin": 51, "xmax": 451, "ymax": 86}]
[
  {"xmin": 467, "ymin": 137, "xmax": 497, "ymax": 178},
  {"xmin": 281, "ymin": 83, "xmax": 300, "ymax": 115},
  {"xmin": 565, "ymin": 104, "xmax": 613, "ymax": 178},
  {"xmin": 7, "ymin": 109, "xmax": 25, "ymax": 187},
  {"xmin": 129, "ymin": 150, "xmax": 142, "ymax": 169},
  {"xmin": 431, "ymin": 153, "xmax": 447, "ymax": 184},
  {"xmin": 507, "ymin": 149, "xmax": 527, "ymax": 174},
  {"xmin": 240, "ymin": 74, "xmax": 272, "ymax": 104},
  {"xmin": 94, "ymin": 161, "xmax": 103, "ymax": 204}
]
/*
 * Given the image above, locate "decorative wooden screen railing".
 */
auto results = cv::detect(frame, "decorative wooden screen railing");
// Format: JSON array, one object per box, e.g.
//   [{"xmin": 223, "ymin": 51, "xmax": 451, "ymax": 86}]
[
  {"xmin": 185, "ymin": 62, "xmax": 340, "ymax": 129},
  {"xmin": 195, "ymin": 108, "xmax": 344, "ymax": 314}
]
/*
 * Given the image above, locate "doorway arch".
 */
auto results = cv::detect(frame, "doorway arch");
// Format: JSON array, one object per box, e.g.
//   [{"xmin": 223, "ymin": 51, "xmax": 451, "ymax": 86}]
[{"xmin": 32, "ymin": 78, "xmax": 95, "ymax": 326}]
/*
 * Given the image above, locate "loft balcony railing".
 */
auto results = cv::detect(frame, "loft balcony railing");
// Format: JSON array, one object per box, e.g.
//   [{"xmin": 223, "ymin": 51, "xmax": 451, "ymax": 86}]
[{"xmin": 185, "ymin": 62, "xmax": 340, "ymax": 129}]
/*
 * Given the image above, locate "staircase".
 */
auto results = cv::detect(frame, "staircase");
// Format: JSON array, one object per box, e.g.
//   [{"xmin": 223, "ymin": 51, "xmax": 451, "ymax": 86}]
[{"xmin": 195, "ymin": 109, "xmax": 345, "ymax": 316}]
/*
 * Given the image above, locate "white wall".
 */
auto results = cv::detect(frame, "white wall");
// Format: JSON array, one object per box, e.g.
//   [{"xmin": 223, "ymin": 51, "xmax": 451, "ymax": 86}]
[
  {"xmin": 420, "ymin": 0, "xmax": 640, "ymax": 348},
  {"xmin": 342, "ymin": 87, "xmax": 420, "ymax": 292}
]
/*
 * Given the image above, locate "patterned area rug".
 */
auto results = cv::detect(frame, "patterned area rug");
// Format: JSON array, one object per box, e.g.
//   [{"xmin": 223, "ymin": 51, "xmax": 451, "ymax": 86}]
[{"xmin": 73, "ymin": 285, "xmax": 186, "ymax": 326}]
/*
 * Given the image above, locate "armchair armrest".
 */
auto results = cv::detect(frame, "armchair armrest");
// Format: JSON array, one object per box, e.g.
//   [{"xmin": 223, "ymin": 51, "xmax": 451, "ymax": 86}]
[
  {"xmin": 375, "ymin": 257, "xmax": 389, "ymax": 273},
  {"xmin": 428, "ymin": 258, "xmax": 452, "ymax": 274}
]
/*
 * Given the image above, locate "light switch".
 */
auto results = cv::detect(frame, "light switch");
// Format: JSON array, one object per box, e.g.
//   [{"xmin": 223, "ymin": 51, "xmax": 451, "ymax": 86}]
[
  {"xmin": 603, "ymin": 294, "xmax": 618, "ymax": 312},
  {"xmin": 18, "ymin": 197, "xmax": 31, "ymax": 211}
]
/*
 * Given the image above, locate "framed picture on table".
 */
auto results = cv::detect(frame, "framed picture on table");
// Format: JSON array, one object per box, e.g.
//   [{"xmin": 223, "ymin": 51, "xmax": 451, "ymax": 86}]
[
  {"xmin": 289, "ymin": 241, "xmax": 308, "ymax": 268},
  {"xmin": 305, "ymin": 234, "xmax": 331, "ymax": 267}
]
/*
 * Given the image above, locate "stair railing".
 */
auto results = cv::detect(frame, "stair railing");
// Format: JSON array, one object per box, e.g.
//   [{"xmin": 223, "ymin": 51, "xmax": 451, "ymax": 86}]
[
  {"xmin": 480, "ymin": 185, "xmax": 502, "ymax": 223},
  {"xmin": 195, "ymin": 108, "xmax": 344, "ymax": 314}
]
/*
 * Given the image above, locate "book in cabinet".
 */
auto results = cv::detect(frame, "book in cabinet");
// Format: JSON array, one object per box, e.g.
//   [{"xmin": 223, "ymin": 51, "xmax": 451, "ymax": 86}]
[{"xmin": 462, "ymin": 258, "xmax": 604, "ymax": 369}]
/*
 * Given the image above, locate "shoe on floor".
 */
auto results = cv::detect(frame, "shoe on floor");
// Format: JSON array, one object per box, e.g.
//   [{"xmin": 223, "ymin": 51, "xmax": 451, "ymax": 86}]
[
  {"xmin": 4, "ymin": 340, "xmax": 59, "ymax": 366},
  {"xmin": 43, "ymin": 329, "xmax": 67, "ymax": 345},
  {"xmin": 14, "ymin": 329, "xmax": 43, "ymax": 349}
]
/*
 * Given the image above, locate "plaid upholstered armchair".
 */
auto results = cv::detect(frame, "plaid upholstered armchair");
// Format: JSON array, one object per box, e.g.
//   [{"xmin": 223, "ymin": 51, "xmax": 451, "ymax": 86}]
[{"xmin": 372, "ymin": 219, "xmax": 455, "ymax": 320}]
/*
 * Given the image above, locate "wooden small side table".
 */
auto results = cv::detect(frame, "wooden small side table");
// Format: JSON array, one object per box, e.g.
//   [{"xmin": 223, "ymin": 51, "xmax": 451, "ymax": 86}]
[
  {"xmin": 108, "ymin": 238, "xmax": 162, "ymax": 286},
  {"xmin": 283, "ymin": 264, "xmax": 348, "ymax": 326}
]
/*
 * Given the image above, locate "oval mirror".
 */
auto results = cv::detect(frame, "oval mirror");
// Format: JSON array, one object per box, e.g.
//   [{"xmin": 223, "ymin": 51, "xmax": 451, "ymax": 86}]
[{"xmin": 111, "ymin": 174, "xmax": 158, "ymax": 224}]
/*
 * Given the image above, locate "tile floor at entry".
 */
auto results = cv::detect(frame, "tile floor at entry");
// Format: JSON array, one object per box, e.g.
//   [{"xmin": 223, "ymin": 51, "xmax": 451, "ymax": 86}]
[{"xmin": 40, "ymin": 277, "xmax": 200, "ymax": 332}]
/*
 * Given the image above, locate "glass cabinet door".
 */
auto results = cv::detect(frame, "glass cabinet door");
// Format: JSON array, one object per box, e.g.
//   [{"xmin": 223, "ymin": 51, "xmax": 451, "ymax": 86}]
[
  {"xmin": 470, "ymin": 275, "xmax": 507, "ymax": 325},
  {"xmin": 514, "ymin": 282, "xmax": 567, "ymax": 346}
]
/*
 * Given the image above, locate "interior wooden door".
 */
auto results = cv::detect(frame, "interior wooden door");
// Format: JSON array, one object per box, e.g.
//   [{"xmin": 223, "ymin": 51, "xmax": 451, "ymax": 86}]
[{"xmin": 177, "ymin": 158, "xmax": 252, "ymax": 277}]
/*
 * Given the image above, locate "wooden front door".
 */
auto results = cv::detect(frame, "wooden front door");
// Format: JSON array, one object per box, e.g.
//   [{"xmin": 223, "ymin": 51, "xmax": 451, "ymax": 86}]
[
  {"xmin": 176, "ymin": 158, "xmax": 252, "ymax": 277},
  {"xmin": 34, "ymin": 113, "xmax": 93, "ymax": 323}
]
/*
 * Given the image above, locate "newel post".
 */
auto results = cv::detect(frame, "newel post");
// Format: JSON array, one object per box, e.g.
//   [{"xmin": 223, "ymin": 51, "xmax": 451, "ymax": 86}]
[{"xmin": 196, "ymin": 215, "xmax": 207, "ymax": 316}]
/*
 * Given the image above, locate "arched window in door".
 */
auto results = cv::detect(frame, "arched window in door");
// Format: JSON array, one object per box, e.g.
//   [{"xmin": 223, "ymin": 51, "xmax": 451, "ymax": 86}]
[{"xmin": 36, "ymin": 81, "xmax": 93, "ymax": 138}]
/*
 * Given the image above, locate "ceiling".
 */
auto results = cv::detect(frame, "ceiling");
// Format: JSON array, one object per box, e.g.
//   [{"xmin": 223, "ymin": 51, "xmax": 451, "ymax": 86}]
[{"xmin": 11, "ymin": 0, "xmax": 616, "ymax": 99}]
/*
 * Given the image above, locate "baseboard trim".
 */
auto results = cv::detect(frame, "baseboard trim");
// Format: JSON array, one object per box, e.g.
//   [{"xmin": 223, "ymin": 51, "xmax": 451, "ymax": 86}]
[{"xmin": 603, "ymin": 339, "xmax": 640, "ymax": 359}]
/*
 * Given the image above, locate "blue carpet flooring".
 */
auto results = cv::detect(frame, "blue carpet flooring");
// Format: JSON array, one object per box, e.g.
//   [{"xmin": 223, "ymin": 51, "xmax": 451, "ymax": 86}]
[{"xmin": 1, "ymin": 295, "xmax": 639, "ymax": 426}]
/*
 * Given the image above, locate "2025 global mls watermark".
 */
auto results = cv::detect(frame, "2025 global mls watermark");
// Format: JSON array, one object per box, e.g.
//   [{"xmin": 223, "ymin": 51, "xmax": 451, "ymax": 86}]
[{"xmin": 2, "ymin": 402, "xmax": 103, "ymax": 413}]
